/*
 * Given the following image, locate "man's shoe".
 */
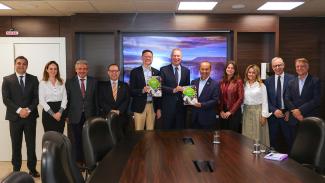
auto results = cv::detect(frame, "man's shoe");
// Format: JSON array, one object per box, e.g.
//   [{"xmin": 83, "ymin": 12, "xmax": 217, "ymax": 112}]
[{"xmin": 29, "ymin": 170, "xmax": 40, "ymax": 178}]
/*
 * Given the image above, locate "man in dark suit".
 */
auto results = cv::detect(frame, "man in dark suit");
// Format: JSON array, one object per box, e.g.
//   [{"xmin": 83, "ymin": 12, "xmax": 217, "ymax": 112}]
[
  {"xmin": 284, "ymin": 58, "xmax": 320, "ymax": 149},
  {"xmin": 66, "ymin": 59, "xmax": 97, "ymax": 165},
  {"xmin": 2, "ymin": 56, "xmax": 40, "ymax": 177},
  {"xmin": 130, "ymin": 50, "xmax": 161, "ymax": 130},
  {"xmin": 98, "ymin": 64, "xmax": 130, "ymax": 133},
  {"xmin": 160, "ymin": 48, "xmax": 190, "ymax": 129},
  {"xmin": 265, "ymin": 57, "xmax": 294, "ymax": 151},
  {"xmin": 191, "ymin": 61, "xmax": 219, "ymax": 129}
]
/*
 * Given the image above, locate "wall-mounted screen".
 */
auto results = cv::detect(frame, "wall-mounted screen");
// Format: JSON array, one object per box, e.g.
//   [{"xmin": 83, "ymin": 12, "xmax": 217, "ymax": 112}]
[{"xmin": 122, "ymin": 32, "xmax": 230, "ymax": 83}]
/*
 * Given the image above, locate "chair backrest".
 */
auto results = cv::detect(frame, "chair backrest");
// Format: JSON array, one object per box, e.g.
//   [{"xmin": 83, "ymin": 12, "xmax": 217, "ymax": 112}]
[
  {"xmin": 41, "ymin": 131, "xmax": 84, "ymax": 183},
  {"xmin": 82, "ymin": 117, "xmax": 114, "ymax": 171},
  {"xmin": 106, "ymin": 112, "xmax": 124, "ymax": 145},
  {"xmin": 1, "ymin": 172, "xmax": 34, "ymax": 183},
  {"xmin": 290, "ymin": 117, "xmax": 325, "ymax": 169}
]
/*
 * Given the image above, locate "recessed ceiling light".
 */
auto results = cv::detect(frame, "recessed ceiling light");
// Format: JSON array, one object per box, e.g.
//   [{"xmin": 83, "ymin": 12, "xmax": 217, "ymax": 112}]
[
  {"xmin": 178, "ymin": 2, "xmax": 218, "ymax": 11},
  {"xmin": 0, "ymin": 3, "xmax": 11, "ymax": 10},
  {"xmin": 257, "ymin": 2, "xmax": 304, "ymax": 11},
  {"xmin": 232, "ymin": 4, "xmax": 246, "ymax": 9}
]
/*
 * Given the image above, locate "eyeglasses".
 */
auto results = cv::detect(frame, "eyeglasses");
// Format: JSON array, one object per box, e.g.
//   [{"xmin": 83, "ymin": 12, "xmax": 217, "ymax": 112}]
[
  {"xmin": 109, "ymin": 70, "xmax": 119, "ymax": 73},
  {"xmin": 272, "ymin": 64, "xmax": 284, "ymax": 68}
]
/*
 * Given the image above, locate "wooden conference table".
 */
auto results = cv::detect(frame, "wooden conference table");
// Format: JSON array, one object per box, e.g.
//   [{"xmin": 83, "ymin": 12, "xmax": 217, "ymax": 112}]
[{"xmin": 88, "ymin": 130, "xmax": 325, "ymax": 183}]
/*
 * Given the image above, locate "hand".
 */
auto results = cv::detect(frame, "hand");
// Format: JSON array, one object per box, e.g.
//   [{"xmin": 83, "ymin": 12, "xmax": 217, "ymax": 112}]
[
  {"xmin": 19, "ymin": 108, "xmax": 29, "ymax": 118},
  {"xmin": 224, "ymin": 111, "xmax": 232, "ymax": 119},
  {"xmin": 291, "ymin": 109, "xmax": 303, "ymax": 121},
  {"xmin": 173, "ymin": 86, "xmax": 184, "ymax": 93},
  {"xmin": 156, "ymin": 109, "xmax": 161, "ymax": 119},
  {"xmin": 53, "ymin": 112, "xmax": 62, "ymax": 122},
  {"xmin": 273, "ymin": 109, "xmax": 284, "ymax": 118},
  {"xmin": 220, "ymin": 111, "xmax": 226, "ymax": 119},
  {"xmin": 193, "ymin": 102, "xmax": 202, "ymax": 108},
  {"xmin": 260, "ymin": 116, "xmax": 267, "ymax": 126},
  {"xmin": 143, "ymin": 86, "xmax": 151, "ymax": 93},
  {"xmin": 111, "ymin": 110, "xmax": 120, "ymax": 115}
]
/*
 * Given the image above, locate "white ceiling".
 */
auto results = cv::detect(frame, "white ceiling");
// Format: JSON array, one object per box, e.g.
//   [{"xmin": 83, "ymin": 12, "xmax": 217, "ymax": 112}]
[{"xmin": 0, "ymin": 0, "xmax": 324, "ymax": 17}]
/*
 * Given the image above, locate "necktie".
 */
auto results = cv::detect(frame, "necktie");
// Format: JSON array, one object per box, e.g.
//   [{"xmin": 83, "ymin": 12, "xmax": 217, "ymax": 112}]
[
  {"xmin": 19, "ymin": 76, "xmax": 25, "ymax": 92},
  {"xmin": 175, "ymin": 67, "xmax": 179, "ymax": 85},
  {"xmin": 276, "ymin": 75, "xmax": 282, "ymax": 109},
  {"xmin": 112, "ymin": 81, "xmax": 117, "ymax": 101},
  {"xmin": 80, "ymin": 79, "xmax": 86, "ymax": 98}
]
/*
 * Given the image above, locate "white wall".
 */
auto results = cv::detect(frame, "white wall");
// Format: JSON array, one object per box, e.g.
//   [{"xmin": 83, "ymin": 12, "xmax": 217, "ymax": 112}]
[{"xmin": 0, "ymin": 37, "xmax": 66, "ymax": 161}]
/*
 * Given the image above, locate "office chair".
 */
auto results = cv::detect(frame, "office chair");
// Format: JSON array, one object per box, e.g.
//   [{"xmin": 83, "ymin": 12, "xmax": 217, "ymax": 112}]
[
  {"xmin": 1, "ymin": 172, "xmax": 34, "ymax": 183},
  {"xmin": 41, "ymin": 131, "xmax": 85, "ymax": 183},
  {"xmin": 82, "ymin": 117, "xmax": 115, "ymax": 173},
  {"xmin": 106, "ymin": 112, "xmax": 125, "ymax": 144},
  {"xmin": 290, "ymin": 117, "xmax": 325, "ymax": 172}
]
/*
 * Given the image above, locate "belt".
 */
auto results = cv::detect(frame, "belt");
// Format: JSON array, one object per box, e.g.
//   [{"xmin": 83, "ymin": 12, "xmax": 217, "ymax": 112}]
[{"xmin": 146, "ymin": 101, "xmax": 153, "ymax": 104}]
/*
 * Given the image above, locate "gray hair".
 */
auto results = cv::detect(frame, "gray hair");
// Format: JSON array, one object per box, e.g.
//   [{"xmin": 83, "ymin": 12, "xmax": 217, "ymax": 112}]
[
  {"xmin": 75, "ymin": 59, "xmax": 88, "ymax": 66},
  {"xmin": 271, "ymin": 57, "xmax": 284, "ymax": 65}
]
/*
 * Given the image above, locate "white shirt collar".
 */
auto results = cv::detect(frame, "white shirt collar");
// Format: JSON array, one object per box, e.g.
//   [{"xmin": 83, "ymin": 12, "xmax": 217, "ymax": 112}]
[
  {"xmin": 16, "ymin": 72, "xmax": 26, "ymax": 78},
  {"xmin": 77, "ymin": 75, "xmax": 87, "ymax": 81}
]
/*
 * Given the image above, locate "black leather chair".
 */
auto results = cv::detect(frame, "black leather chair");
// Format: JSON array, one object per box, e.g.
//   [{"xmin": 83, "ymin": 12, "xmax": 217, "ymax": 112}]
[
  {"xmin": 41, "ymin": 131, "xmax": 84, "ymax": 183},
  {"xmin": 1, "ymin": 172, "xmax": 34, "ymax": 183},
  {"xmin": 82, "ymin": 117, "xmax": 114, "ymax": 172},
  {"xmin": 106, "ymin": 112, "xmax": 125, "ymax": 145},
  {"xmin": 290, "ymin": 117, "xmax": 325, "ymax": 172}
]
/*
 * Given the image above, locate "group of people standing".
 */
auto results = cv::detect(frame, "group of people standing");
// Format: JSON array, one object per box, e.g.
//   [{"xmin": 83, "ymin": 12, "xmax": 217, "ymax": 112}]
[{"xmin": 1, "ymin": 49, "xmax": 320, "ymax": 177}]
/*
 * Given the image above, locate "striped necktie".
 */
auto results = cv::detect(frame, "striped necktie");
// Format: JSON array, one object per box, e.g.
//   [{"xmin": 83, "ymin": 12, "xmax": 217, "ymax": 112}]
[{"xmin": 112, "ymin": 81, "xmax": 117, "ymax": 101}]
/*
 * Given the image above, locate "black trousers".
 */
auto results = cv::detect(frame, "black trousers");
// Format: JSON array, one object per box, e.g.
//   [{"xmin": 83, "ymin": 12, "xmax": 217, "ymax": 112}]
[
  {"xmin": 68, "ymin": 113, "xmax": 85, "ymax": 162},
  {"xmin": 220, "ymin": 109, "xmax": 242, "ymax": 133},
  {"xmin": 163, "ymin": 101, "xmax": 187, "ymax": 129},
  {"xmin": 9, "ymin": 118, "xmax": 37, "ymax": 171},
  {"xmin": 42, "ymin": 101, "xmax": 65, "ymax": 133}
]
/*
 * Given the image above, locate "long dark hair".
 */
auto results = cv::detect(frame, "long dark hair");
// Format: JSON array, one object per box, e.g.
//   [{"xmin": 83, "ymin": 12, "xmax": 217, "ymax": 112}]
[
  {"xmin": 42, "ymin": 61, "xmax": 63, "ymax": 85},
  {"xmin": 222, "ymin": 61, "xmax": 241, "ymax": 82}
]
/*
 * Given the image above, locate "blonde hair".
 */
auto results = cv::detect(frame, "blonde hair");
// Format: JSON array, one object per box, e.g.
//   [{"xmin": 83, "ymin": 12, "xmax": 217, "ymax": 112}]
[{"xmin": 244, "ymin": 64, "xmax": 262, "ymax": 85}]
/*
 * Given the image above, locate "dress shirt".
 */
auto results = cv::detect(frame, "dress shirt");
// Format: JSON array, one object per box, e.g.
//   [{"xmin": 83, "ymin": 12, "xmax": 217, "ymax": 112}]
[
  {"xmin": 198, "ymin": 77, "xmax": 209, "ymax": 97},
  {"xmin": 110, "ymin": 80, "xmax": 118, "ymax": 88},
  {"xmin": 142, "ymin": 65, "xmax": 152, "ymax": 102},
  {"xmin": 275, "ymin": 73, "xmax": 285, "ymax": 109},
  {"xmin": 244, "ymin": 81, "xmax": 271, "ymax": 118},
  {"xmin": 78, "ymin": 76, "xmax": 87, "ymax": 91},
  {"xmin": 298, "ymin": 74, "xmax": 308, "ymax": 95},
  {"xmin": 15, "ymin": 73, "xmax": 29, "ymax": 114},
  {"xmin": 39, "ymin": 80, "xmax": 68, "ymax": 112},
  {"xmin": 172, "ymin": 64, "xmax": 181, "ymax": 85}
]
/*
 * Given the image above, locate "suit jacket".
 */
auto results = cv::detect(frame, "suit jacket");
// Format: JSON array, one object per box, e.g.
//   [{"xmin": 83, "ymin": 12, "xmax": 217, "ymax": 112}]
[
  {"xmin": 66, "ymin": 75, "xmax": 98, "ymax": 124},
  {"xmin": 98, "ymin": 80, "xmax": 130, "ymax": 117},
  {"xmin": 265, "ymin": 73, "xmax": 294, "ymax": 113},
  {"xmin": 160, "ymin": 64, "xmax": 190, "ymax": 110},
  {"xmin": 130, "ymin": 66, "xmax": 160, "ymax": 113},
  {"xmin": 2, "ymin": 73, "xmax": 39, "ymax": 121},
  {"xmin": 284, "ymin": 74, "xmax": 320, "ymax": 124},
  {"xmin": 191, "ymin": 78, "xmax": 219, "ymax": 126}
]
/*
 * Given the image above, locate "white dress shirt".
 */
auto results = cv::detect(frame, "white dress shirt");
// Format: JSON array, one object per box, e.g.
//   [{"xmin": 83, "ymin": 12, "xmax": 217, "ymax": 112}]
[
  {"xmin": 198, "ymin": 77, "xmax": 209, "ymax": 97},
  {"xmin": 244, "ymin": 81, "xmax": 271, "ymax": 118},
  {"xmin": 172, "ymin": 64, "xmax": 181, "ymax": 85},
  {"xmin": 39, "ymin": 80, "xmax": 68, "ymax": 112}
]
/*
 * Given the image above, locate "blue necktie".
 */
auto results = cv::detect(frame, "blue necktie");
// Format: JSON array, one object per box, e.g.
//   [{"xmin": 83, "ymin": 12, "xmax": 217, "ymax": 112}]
[
  {"xmin": 175, "ymin": 67, "xmax": 179, "ymax": 85},
  {"xmin": 276, "ymin": 76, "xmax": 282, "ymax": 109}
]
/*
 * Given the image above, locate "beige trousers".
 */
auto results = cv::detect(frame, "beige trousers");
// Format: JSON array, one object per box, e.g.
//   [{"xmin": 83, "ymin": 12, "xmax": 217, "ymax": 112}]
[{"xmin": 134, "ymin": 103, "xmax": 155, "ymax": 130}]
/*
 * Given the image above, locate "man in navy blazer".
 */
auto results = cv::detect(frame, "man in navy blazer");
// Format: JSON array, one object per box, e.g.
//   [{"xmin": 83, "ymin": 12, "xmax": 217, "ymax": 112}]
[
  {"xmin": 66, "ymin": 59, "xmax": 98, "ymax": 165},
  {"xmin": 130, "ymin": 50, "xmax": 161, "ymax": 130},
  {"xmin": 265, "ymin": 57, "xmax": 294, "ymax": 151},
  {"xmin": 2, "ymin": 56, "xmax": 40, "ymax": 177},
  {"xmin": 284, "ymin": 58, "xmax": 320, "ymax": 146},
  {"xmin": 160, "ymin": 48, "xmax": 190, "ymax": 129},
  {"xmin": 191, "ymin": 61, "xmax": 219, "ymax": 129}
]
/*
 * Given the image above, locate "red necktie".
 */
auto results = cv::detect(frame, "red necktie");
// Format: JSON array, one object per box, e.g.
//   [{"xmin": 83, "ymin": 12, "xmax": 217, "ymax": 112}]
[{"xmin": 80, "ymin": 79, "xmax": 86, "ymax": 98}]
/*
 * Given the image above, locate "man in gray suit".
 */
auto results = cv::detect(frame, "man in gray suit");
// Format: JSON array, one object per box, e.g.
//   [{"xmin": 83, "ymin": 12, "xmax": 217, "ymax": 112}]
[
  {"xmin": 2, "ymin": 56, "xmax": 40, "ymax": 177},
  {"xmin": 66, "ymin": 59, "xmax": 97, "ymax": 165}
]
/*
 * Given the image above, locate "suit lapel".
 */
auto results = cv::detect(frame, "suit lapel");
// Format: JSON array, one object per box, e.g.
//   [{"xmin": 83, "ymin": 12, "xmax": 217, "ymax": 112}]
[
  {"xmin": 74, "ymin": 76, "xmax": 83, "ymax": 98},
  {"xmin": 270, "ymin": 75, "xmax": 276, "ymax": 100},
  {"xmin": 168, "ymin": 65, "xmax": 177, "ymax": 85},
  {"xmin": 139, "ymin": 67, "xmax": 147, "ymax": 87},
  {"xmin": 300, "ymin": 75, "xmax": 311, "ymax": 97},
  {"xmin": 12, "ymin": 74, "xmax": 23, "ymax": 94}
]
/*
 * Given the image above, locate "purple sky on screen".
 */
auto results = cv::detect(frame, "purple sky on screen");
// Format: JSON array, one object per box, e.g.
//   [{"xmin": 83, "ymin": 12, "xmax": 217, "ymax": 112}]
[{"xmin": 123, "ymin": 35, "xmax": 228, "ymax": 83}]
